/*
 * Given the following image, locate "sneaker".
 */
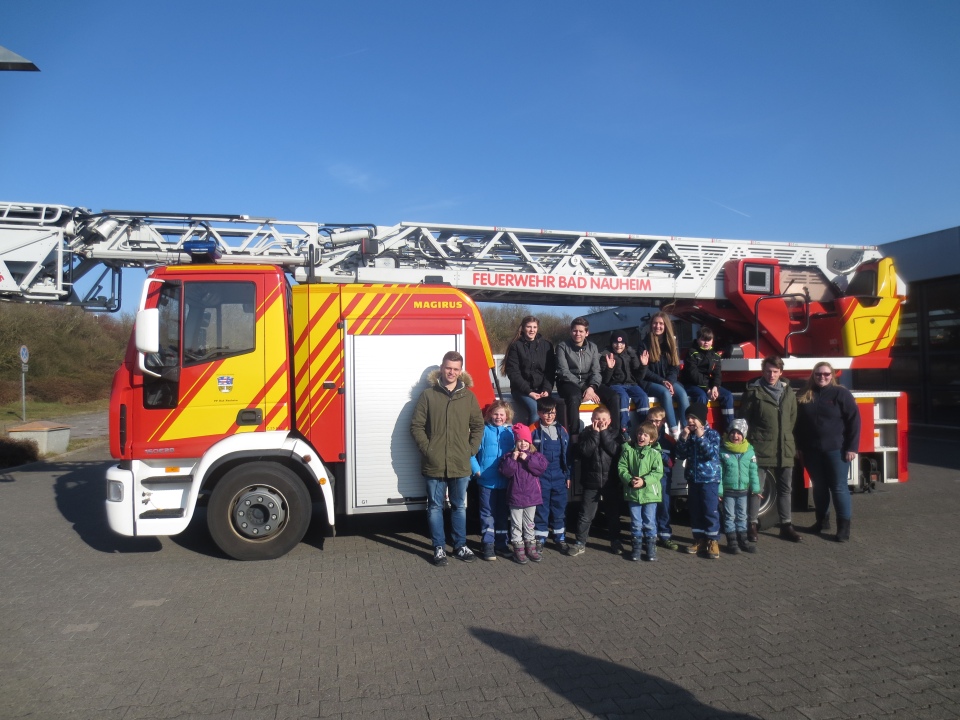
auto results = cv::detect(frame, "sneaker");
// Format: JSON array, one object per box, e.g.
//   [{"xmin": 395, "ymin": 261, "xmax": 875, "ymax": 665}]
[
  {"xmin": 453, "ymin": 546, "xmax": 477, "ymax": 563},
  {"xmin": 432, "ymin": 546, "xmax": 448, "ymax": 566},
  {"xmin": 526, "ymin": 541, "xmax": 542, "ymax": 563},
  {"xmin": 480, "ymin": 542, "xmax": 496, "ymax": 561},
  {"xmin": 495, "ymin": 544, "xmax": 512, "ymax": 558},
  {"xmin": 706, "ymin": 539, "xmax": 720, "ymax": 559},
  {"xmin": 556, "ymin": 540, "xmax": 570, "ymax": 554},
  {"xmin": 610, "ymin": 539, "xmax": 624, "ymax": 555},
  {"xmin": 657, "ymin": 537, "xmax": 679, "ymax": 551},
  {"xmin": 565, "ymin": 542, "xmax": 585, "ymax": 557},
  {"xmin": 535, "ymin": 539, "xmax": 545, "ymax": 554},
  {"xmin": 683, "ymin": 540, "xmax": 700, "ymax": 555}
]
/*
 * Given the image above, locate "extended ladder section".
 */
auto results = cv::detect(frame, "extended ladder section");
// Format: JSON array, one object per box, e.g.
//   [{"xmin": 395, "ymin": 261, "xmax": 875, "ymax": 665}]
[{"xmin": 0, "ymin": 201, "xmax": 886, "ymax": 311}]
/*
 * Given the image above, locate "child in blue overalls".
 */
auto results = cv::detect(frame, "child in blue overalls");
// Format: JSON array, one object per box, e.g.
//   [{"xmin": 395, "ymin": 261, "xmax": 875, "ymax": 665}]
[{"xmin": 530, "ymin": 396, "xmax": 571, "ymax": 555}]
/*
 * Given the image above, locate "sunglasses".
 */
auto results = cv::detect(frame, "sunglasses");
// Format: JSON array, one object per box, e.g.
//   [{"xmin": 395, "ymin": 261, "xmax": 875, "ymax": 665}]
[{"xmin": 814, "ymin": 372, "xmax": 832, "ymax": 377}]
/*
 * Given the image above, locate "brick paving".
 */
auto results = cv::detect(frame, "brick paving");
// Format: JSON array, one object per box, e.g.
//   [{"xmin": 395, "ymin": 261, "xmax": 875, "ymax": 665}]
[{"xmin": 0, "ymin": 443, "xmax": 958, "ymax": 720}]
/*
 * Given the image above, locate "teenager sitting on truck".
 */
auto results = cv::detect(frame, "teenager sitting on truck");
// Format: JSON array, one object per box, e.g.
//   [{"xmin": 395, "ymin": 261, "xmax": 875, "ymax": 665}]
[
  {"xmin": 639, "ymin": 312, "xmax": 690, "ymax": 439},
  {"xmin": 555, "ymin": 316, "xmax": 619, "ymax": 439},
  {"xmin": 502, "ymin": 315, "xmax": 556, "ymax": 425},
  {"xmin": 680, "ymin": 326, "xmax": 734, "ymax": 432},
  {"xmin": 601, "ymin": 333, "xmax": 650, "ymax": 440}
]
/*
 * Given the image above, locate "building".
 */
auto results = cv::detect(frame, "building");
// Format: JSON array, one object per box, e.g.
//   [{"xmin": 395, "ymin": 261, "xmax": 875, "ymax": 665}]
[{"xmin": 860, "ymin": 227, "xmax": 960, "ymax": 428}]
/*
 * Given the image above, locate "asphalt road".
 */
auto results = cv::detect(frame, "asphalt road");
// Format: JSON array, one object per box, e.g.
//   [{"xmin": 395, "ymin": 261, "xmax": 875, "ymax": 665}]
[{"xmin": 1, "ymin": 440, "xmax": 958, "ymax": 720}]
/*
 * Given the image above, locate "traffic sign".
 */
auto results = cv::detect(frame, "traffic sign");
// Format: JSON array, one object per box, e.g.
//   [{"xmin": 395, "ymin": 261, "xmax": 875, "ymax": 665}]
[{"xmin": 19, "ymin": 345, "xmax": 29, "ymax": 364}]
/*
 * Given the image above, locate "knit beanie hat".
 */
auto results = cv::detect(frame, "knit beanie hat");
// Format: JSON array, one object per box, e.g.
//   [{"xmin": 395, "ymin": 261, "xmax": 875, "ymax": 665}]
[
  {"xmin": 729, "ymin": 418, "xmax": 749, "ymax": 438},
  {"xmin": 512, "ymin": 423, "xmax": 533, "ymax": 444},
  {"xmin": 685, "ymin": 402, "xmax": 708, "ymax": 426}
]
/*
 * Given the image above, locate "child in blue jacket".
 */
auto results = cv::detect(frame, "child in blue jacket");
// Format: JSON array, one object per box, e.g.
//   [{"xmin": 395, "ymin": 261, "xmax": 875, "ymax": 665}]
[
  {"xmin": 530, "ymin": 396, "xmax": 571, "ymax": 555},
  {"xmin": 675, "ymin": 402, "xmax": 722, "ymax": 559},
  {"xmin": 471, "ymin": 401, "xmax": 515, "ymax": 560}
]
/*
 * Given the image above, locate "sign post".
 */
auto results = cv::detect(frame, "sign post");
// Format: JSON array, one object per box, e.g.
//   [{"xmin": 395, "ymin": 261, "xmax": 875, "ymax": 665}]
[{"xmin": 19, "ymin": 345, "xmax": 29, "ymax": 421}]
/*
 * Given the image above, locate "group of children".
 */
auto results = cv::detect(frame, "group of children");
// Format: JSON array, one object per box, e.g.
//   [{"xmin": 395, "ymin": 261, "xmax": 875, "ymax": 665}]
[{"xmin": 471, "ymin": 390, "xmax": 763, "ymax": 564}]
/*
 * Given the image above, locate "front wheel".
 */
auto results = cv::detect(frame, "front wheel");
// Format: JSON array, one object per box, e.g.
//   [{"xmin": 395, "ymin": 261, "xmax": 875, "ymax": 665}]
[{"xmin": 208, "ymin": 462, "xmax": 312, "ymax": 560}]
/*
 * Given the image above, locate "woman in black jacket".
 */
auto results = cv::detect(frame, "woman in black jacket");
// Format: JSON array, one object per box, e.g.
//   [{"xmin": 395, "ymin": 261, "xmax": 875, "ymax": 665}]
[
  {"xmin": 502, "ymin": 316, "xmax": 556, "ymax": 424},
  {"xmin": 795, "ymin": 362, "xmax": 861, "ymax": 542}
]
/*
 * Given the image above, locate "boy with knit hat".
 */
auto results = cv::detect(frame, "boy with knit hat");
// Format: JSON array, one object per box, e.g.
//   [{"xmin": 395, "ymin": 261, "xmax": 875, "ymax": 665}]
[
  {"xmin": 719, "ymin": 418, "xmax": 761, "ymax": 554},
  {"xmin": 675, "ymin": 402, "xmax": 722, "ymax": 558}
]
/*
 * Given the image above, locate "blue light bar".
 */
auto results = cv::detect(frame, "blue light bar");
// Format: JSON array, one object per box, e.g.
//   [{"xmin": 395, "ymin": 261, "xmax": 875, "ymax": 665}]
[{"xmin": 183, "ymin": 239, "xmax": 222, "ymax": 263}]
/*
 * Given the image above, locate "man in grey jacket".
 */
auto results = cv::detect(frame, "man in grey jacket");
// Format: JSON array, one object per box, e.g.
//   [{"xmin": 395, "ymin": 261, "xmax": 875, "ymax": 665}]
[
  {"xmin": 411, "ymin": 350, "xmax": 484, "ymax": 566},
  {"xmin": 555, "ymin": 317, "xmax": 620, "ymax": 439}
]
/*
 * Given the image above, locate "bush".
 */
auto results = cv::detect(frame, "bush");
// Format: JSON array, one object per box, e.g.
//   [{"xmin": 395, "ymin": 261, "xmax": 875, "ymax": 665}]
[{"xmin": 0, "ymin": 437, "xmax": 40, "ymax": 468}]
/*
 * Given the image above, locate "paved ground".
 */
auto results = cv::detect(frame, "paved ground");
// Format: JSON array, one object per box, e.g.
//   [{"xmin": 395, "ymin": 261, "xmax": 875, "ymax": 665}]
[{"xmin": 1, "ymin": 439, "xmax": 958, "ymax": 720}]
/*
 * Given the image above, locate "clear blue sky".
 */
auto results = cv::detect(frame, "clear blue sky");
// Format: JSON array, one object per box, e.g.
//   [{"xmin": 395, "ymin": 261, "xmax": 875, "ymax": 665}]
[{"xmin": 2, "ymin": 1, "xmax": 958, "ymax": 313}]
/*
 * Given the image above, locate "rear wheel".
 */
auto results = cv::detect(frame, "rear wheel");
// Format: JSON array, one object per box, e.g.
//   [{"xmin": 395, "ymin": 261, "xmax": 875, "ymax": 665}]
[
  {"xmin": 756, "ymin": 470, "xmax": 778, "ymax": 529},
  {"xmin": 208, "ymin": 462, "xmax": 311, "ymax": 560}
]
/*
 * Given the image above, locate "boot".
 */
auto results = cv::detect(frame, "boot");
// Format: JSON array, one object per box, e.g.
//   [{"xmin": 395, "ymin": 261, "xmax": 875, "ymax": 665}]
[
  {"xmin": 480, "ymin": 542, "xmax": 496, "ymax": 561},
  {"xmin": 683, "ymin": 538, "xmax": 701, "ymax": 554},
  {"xmin": 835, "ymin": 518, "xmax": 851, "ymax": 543},
  {"xmin": 738, "ymin": 532, "xmax": 756, "ymax": 553},
  {"xmin": 779, "ymin": 523, "xmax": 803, "ymax": 543},
  {"xmin": 809, "ymin": 513, "xmax": 831, "ymax": 535},
  {"xmin": 629, "ymin": 538, "xmax": 642, "ymax": 562},
  {"xmin": 706, "ymin": 539, "xmax": 720, "ymax": 559},
  {"xmin": 644, "ymin": 537, "xmax": 658, "ymax": 562},
  {"xmin": 512, "ymin": 543, "xmax": 528, "ymax": 565},
  {"xmin": 726, "ymin": 533, "xmax": 740, "ymax": 555},
  {"xmin": 747, "ymin": 522, "xmax": 759, "ymax": 543},
  {"xmin": 526, "ymin": 541, "xmax": 542, "ymax": 562}
]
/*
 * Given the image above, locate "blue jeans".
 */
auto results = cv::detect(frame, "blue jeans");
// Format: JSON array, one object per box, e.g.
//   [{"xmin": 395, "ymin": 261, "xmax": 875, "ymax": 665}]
[
  {"xmin": 688, "ymin": 481, "xmax": 720, "ymax": 539},
  {"xmin": 644, "ymin": 382, "xmax": 690, "ymax": 430},
  {"xmin": 803, "ymin": 450, "xmax": 852, "ymax": 521},
  {"xmin": 425, "ymin": 476, "xmax": 469, "ymax": 549},
  {"xmin": 609, "ymin": 385, "xmax": 650, "ymax": 430},
  {"xmin": 656, "ymin": 474, "xmax": 673, "ymax": 539},
  {"xmin": 511, "ymin": 391, "xmax": 540, "ymax": 425},
  {"xmin": 478, "ymin": 486, "xmax": 509, "ymax": 548},
  {"xmin": 722, "ymin": 493, "xmax": 748, "ymax": 534},
  {"xmin": 628, "ymin": 501, "xmax": 658, "ymax": 539},
  {"xmin": 686, "ymin": 386, "xmax": 735, "ymax": 431}
]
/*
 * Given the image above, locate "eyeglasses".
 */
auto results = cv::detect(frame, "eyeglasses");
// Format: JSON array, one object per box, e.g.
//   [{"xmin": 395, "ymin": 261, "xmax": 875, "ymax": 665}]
[{"xmin": 814, "ymin": 372, "xmax": 832, "ymax": 378}]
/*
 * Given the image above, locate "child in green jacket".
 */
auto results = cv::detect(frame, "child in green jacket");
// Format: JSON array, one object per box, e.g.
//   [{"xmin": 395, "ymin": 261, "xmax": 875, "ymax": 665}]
[
  {"xmin": 618, "ymin": 422, "xmax": 664, "ymax": 562},
  {"xmin": 719, "ymin": 418, "xmax": 761, "ymax": 555}
]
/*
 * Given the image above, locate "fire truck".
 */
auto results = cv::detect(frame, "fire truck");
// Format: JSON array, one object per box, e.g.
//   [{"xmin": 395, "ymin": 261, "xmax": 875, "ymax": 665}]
[{"xmin": 0, "ymin": 202, "xmax": 908, "ymax": 559}]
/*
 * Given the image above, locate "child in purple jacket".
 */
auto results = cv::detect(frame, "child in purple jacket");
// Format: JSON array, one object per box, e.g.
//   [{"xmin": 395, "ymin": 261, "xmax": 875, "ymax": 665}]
[{"xmin": 500, "ymin": 423, "xmax": 548, "ymax": 565}]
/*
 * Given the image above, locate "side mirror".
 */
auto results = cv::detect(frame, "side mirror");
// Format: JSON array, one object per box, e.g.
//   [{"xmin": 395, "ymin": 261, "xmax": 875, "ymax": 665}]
[
  {"xmin": 135, "ymin": 308, "xmax": 161, "ymax": 377},
  {"xmin": 135, "ymin": 308, "xmax": 160, "ymax": 353}
]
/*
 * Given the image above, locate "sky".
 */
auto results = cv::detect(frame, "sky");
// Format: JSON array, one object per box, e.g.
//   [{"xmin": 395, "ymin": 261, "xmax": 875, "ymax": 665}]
[{"xmin": 2, "ymin": 1, "xmax": 959, "ymax": 314}]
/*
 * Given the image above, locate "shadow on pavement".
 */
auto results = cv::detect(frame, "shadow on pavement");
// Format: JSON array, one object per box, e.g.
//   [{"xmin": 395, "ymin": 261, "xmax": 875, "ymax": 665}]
[
  {"xmin": 44, "ymin": 459, "xmax": 165, "ymax": 554},
  {"xmin": 909, "ymin": 434, "xmax": 960, "ymax": 471},
  {"xmin": 471, "ymin": 628, "xmax": 758, "ymax": 720}
]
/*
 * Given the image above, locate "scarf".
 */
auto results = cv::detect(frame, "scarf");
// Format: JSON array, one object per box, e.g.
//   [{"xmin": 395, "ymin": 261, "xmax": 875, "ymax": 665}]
[{"xmin": 724, "ymin": 438, "xmax": 750, "ymax": 453}]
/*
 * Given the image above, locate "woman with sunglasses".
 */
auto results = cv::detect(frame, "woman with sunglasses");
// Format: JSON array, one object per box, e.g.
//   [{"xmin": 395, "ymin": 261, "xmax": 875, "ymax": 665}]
[{"xmin": 795, "ymin": 362, "xmax": 861, "ymax": 542}]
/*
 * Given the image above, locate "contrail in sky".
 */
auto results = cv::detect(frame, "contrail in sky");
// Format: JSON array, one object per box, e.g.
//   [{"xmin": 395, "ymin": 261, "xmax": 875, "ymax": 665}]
[{"xmin": 702, "ymin": 196, "xmax": 751, "ymax": 218}]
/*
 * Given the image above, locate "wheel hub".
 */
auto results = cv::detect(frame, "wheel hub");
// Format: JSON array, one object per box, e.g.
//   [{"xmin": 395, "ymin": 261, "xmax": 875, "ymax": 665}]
[{"xmin": 231, "ymin": 486, "xmax": 287, "ymax": 540}]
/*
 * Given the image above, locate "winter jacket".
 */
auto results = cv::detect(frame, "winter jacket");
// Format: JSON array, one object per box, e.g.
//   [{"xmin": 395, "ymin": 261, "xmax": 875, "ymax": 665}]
[
  {"xmin": 795, "ymin": 385, "xmax": 861, "ymax": 456},
  {"xmin": 556, "ymin": 339, "xmax": 601, "ymax": 389},
  {"xmin": 738, "ymin": 377, "xmax": 797, "ymax": 468},
  {"xmin": 578, "ymin": 426, "xmax": 621, "ymax": 489},
  {"xmin": 655, "ymin": 431, "xmax": 676, "ymax": 471},
  {"xmin": 718, "ymin": 442, "xmax": 761, "ymax": 497},
  {"xmin": 410, "ymin": 369, "xmax": 484, "ymax": 479},
  {"xmin": 675, "ymin": 427, "xmax": 722, "ymax": 484},
  {"xmin": 639, "ymin": 333, "xmax": 680, "ymax": 387},
  {"xmin": 618, "ymin": 442, "xmax": 664, "ymax": 504},
  {"xmin": 504, "ymin": 335, "xmax": 556, "ymax": 396},
  {"xmin": 530, "ymin": 421, "xmax": 571, "ymax": 484},
  {"xmin": 501, "ymin": 450, "xmax": 549, "ymax": 508},
  {"xmin": 680, "ymin": 344, "xmax": 723, "ymax": 389},
  {"xmin": 601, "ymin": 346, "xmax": 646, "ymax": 387},
  {"xmin": 471, "ymin": 423, "xmax": 515, "ymax": 490}
]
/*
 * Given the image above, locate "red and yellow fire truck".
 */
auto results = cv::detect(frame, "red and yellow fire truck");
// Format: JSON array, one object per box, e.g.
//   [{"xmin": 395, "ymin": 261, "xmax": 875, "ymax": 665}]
[{"xmin": 0, "ymin": 203, "xmax": 907, "ymax": 559}]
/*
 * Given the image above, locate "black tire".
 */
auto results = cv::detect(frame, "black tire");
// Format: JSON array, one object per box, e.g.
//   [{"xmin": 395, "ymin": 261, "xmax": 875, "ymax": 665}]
[
  {"xmin": 207, "ymin": 462, "xmax": 312, "ymax": 561},
  {"xmin": 756, "ymin": 470, "xmax": 779, "ymax": 529}
]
